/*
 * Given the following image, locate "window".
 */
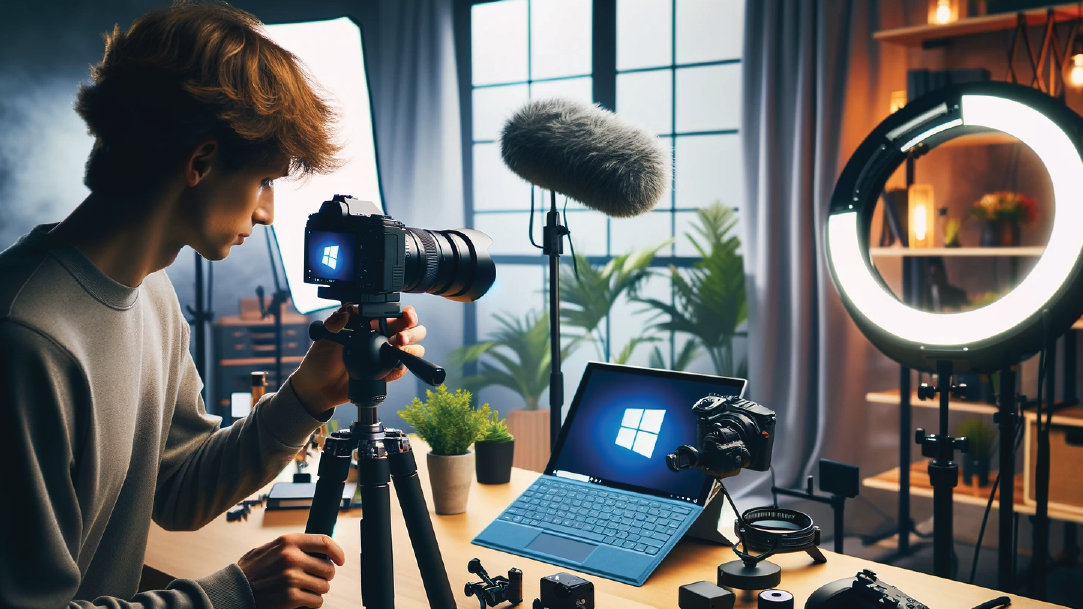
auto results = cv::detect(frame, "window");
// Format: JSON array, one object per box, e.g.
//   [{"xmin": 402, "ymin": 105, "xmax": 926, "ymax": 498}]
[
  {"xmin": 615, "ymin": 408, "xmax": 666, "ymax": 458},
  {"xmin": 461, "ymin": 0, "xmax": 746, "ymax": 398}
]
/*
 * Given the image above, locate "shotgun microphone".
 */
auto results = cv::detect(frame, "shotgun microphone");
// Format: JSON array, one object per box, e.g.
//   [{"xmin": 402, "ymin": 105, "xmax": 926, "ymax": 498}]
[{"xmin": 500, "ymin": 97, "xmax": 670, "ymax": 217}]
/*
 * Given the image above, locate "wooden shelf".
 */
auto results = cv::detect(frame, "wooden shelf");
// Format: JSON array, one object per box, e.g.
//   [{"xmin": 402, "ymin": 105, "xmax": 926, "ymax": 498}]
[
  {"xmin": 870, "ymin": 246, "xmax": 1045, "ymax": 257},
  {"xmin": 862, "ymin": 462, "xmax": 1083, "ymax": 525},
  {"xmin": 874, "ymin": 3, "xmax": 1082, "ymax": 47},
  {"xmin": 866, "ymin": 389, "xmax": 998, "ymax": 415}
]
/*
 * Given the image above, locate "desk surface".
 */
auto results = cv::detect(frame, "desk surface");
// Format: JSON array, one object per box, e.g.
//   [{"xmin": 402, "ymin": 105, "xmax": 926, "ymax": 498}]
[{"xmin": 146, "ymin": 452, "xmax": 1068, "ymax": 608}]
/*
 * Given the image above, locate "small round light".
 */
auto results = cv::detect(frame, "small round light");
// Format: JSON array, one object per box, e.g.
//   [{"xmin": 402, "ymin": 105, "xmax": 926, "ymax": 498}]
[{"xmin": 825, "ymin": 82, "xmax": 1083, "ymax": 371}]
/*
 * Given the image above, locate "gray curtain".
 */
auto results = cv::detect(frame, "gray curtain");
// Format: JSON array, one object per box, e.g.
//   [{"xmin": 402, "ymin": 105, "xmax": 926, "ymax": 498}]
[
  {"xmin": 739, "ymin": 0, "xmax": 887, "ymax": 505},
  {"xmin": 368, "ymin": 0, "xmax": 466, "ymax": 416}
]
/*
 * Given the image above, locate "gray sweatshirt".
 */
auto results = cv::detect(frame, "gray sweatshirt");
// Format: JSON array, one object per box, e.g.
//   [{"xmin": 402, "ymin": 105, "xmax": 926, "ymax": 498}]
[{"xmin": 0, "ymin": 225, "xmax": 328, "ymax": 608}]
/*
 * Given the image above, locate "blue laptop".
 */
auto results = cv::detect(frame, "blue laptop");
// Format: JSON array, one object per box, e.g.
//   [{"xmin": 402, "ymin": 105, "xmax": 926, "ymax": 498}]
[{"xmin": 471, "ymin": 362, "xmax": 746, "ymax": 586}]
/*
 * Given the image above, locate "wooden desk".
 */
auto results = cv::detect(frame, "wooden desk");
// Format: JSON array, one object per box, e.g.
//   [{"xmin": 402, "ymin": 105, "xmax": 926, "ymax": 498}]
[{"xmin": 146, "ymin": 458, "xmax": 1069, "ymax": 608}]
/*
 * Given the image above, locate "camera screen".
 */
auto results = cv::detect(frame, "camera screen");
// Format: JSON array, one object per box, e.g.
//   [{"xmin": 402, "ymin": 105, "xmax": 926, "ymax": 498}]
[{"xmin": 305, "ymin": 230, "xmax": 356, "ymax": 282}]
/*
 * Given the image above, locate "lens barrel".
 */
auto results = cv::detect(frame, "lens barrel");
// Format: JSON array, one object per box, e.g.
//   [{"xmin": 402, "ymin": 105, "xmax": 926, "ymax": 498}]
[{"xmin": 402, "ymin": 228, "xmax": 495, "ymax": 302}]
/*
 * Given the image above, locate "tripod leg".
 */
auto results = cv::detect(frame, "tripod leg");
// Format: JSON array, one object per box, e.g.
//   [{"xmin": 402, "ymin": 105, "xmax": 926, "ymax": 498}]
[
  {"xmin": 386, "ymin": 434, "xmax": 456, "ymax": 609},
  {"xmin": 305, "ymin": 433, "xmax": 353, "ymax": 538},
  {"xmin": 359, "ymin": 443, "xmax": 395, "ymax": 609}
]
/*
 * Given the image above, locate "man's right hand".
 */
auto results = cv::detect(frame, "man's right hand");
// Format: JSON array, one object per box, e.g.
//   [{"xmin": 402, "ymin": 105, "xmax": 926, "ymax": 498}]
[{"xmin": 237, "ymin": 533, "xmax": 346, "ymax": 608}]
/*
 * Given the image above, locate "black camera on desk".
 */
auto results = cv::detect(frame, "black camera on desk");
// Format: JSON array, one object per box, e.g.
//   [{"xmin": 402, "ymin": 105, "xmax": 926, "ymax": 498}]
[{"xmin": 666, "ymin": 395, "xmax": 776, "ymax": 480}]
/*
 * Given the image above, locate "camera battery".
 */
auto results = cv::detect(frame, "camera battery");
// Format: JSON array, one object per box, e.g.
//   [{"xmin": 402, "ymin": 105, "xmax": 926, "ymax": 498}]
[{"xmin": 678, "ymin": 580, "xmax": 735, "ymax": 609}]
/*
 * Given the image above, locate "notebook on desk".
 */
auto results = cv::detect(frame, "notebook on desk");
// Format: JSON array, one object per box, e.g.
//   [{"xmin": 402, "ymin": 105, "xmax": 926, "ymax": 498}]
[{"xmin": 471, "ymin": 362, "xmax": 746, "ymax": 586}]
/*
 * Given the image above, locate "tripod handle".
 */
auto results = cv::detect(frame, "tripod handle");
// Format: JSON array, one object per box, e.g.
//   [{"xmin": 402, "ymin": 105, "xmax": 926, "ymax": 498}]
[{"xmin": 384, "ymin": 342, "xmax": 446, "ymax": 386}]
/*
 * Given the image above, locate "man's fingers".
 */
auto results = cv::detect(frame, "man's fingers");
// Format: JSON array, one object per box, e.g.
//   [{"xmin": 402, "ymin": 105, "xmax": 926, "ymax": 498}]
[
  {"xmin": 386, "ymin": 305, "xmax": 419, "ymax": 334},
  {"xmin": 322, "ymin": 304, "xmax": 355, "ymax": 334},
  {"xmin": 291, "ymin": 533, "xmax": 346, "ymax": 566},
  {"xmin": 390, "ymin": 324, "xmax": 426, "ymax": 347}
]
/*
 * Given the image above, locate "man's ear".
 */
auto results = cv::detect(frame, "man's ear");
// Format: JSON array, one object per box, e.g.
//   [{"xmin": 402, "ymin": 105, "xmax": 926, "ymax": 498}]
[{"xmin": 185, "ymin": 140, "xmax": 219, "ymax": 186}]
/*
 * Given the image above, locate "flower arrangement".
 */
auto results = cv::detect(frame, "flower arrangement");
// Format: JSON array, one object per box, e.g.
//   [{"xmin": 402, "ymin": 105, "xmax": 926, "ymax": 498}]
[{"xmin": 969, "ymin": 191, "xmax": 1037, "ymax": 224}]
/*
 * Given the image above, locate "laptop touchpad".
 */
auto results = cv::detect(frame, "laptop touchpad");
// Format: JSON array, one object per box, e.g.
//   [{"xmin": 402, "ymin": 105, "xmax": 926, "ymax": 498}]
[{"xmin": 527, "ymin": 533, "xmax": 597, "ymax": 563}]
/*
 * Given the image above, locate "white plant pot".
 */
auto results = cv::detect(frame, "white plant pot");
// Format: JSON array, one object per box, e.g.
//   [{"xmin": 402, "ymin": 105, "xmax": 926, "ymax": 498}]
[{"xmin": 426, "ymin": 450, "xmax": 474, "ymax": 515}]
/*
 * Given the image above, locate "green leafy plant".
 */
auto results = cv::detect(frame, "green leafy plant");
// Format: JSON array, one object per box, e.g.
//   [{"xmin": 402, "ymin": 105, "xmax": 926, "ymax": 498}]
[
  {"xmin": 957, "ymin": 417, "xmax": 995, "ymax": 462},
  {"xmin": 559, "ymin": 242, "xmax": 670, "ymax": 363},
  {"xmin": 449, "ymin": 310, "xmax": 574, "ymax": 410},
  {"xmin": 479, "ymin": 409, "xmax": 514, "ymax": 442},
  {"xmin": 397, "ymin": 385, "xmax": 487, "ymax": 455},
  {"xmin": 639, "ymin": 202, "xmax": 747, "ymax": 376}
]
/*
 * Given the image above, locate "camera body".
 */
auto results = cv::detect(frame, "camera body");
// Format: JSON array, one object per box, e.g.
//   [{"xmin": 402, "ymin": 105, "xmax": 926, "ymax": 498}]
[
  {"xmin": 666, "ymin": 396, "xmax": 775, "ymax": 480},
  {"xmin": 304, "ymin": 194, "xmax": 495, "ymax": 309},
  {"xmin": 805, "ymin": 570, "xmax": 929, "ymax": 609},
  {"xmin": 532, "ymin": 573, "xmax": 593, "ymax": 609}
]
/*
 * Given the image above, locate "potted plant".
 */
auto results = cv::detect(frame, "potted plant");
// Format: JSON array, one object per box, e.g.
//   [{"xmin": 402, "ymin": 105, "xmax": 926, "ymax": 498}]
[
  {"xmin": 957, "ymin": 417, "xmax": 995, "ymax": 487},
  {"xmin": 639, "ymin": 202, "xmax": 748, "ymax": 377},
  {"xmin": 398, "ymin": 384, "xmax": 487, "ymax": 514},
  {"xmin": 970, "ymin": 191, "xmax": 1037, "ymax": 247},
  {"xmin": 475, "ymin": 409, "xmax": 515, "ymax": 484},
  {"xmin": 449, "ymin": 309, "xmax": 575, "ymax": 472}
]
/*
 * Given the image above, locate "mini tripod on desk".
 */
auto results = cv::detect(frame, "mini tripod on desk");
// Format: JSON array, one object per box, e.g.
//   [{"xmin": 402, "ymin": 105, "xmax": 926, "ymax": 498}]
[{"xmin": 303, "ymin": 308, "xmax": 456, "ymax": 609}]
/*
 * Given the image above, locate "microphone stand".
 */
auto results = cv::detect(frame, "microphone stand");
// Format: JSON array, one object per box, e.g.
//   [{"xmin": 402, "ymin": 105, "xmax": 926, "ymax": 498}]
[
  {"xmin": 543, "ymin": 190, "xmax": 569, "ymax": 448},
  {"xmin": 257, "ymin": 227, "xmax": 291, "ymax": 390}
]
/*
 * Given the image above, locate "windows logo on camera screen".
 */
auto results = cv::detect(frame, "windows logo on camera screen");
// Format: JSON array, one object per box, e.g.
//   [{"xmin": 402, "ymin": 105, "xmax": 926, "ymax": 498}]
[{"xmin": 306, "ymin": 230, "xmax": 355, "ymax": 281}]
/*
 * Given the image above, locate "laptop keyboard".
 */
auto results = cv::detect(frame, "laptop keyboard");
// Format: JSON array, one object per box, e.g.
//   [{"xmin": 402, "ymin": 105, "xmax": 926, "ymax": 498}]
[{"xmin": 497, "ymin": 478, "xmax": 693, "ymax": 555}]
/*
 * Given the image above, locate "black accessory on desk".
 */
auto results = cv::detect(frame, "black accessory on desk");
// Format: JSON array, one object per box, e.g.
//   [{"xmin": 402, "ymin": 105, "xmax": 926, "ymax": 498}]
[
  {"xmin": 805, "ymin": 569, "xmax": 929, "ymax": 609},
  {"xmin": 473, "ymin": 362, "xmax": 748, "ymax": 586},
  {"xmin": 464, "ymin": 558, "xmax": 523, "ymax": 608},
  {"xmin": 716, "ymin": 504, "xmax": 825, "ymax": 591},
  {"xmin": 678, "ymin": 580, "xmax": 735, "ymax": 609},
  {"xmin": 532, "ymin": 572, "xmax": 593, "ymax": 609},
  {"xmin": 758, "ymin": 589, "xmax": 794, "ymax": 609}
]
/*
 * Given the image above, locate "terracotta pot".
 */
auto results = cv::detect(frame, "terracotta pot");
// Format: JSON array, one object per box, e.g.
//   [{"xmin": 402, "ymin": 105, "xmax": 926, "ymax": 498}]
[
  {"xmin": 506, "ymin": 408, "xmax": 551, "ymax": 473},
  {"xmin": 475, "ymin": 439, "xmax": 515, "ymax": 484},
  {"xmin": 426, "ymin": 450, "xmax": 474, "ymax": 515}
]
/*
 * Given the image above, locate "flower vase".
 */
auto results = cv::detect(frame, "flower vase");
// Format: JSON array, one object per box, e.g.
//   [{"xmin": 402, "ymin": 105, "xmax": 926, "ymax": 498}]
[{"xmin": 979, "ymin": 219, "xmax": 1020, "ymax": 247}]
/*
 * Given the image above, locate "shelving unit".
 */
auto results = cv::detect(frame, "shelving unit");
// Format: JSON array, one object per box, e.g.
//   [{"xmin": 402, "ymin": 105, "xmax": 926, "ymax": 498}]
[{"xmin": 874, "ymin": 4, "xmax": 1082, "ymax": 47}]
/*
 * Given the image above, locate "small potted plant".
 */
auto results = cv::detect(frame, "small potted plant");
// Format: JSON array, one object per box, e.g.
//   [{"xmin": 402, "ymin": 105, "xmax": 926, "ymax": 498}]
[
  {"xmin": 970, "ymin": 191, "xmax": 1037, "ymax": 247},
  {"xmin": 957, "ymin": 417, "xmax": 995, "ymax": 487},
  {"xmin": 475, "ymin": 409, "xmax": 515, "ymax": 484},
  {"xmin": 398, "ymin": 385, "xmax": 487, "ymax": 514}
]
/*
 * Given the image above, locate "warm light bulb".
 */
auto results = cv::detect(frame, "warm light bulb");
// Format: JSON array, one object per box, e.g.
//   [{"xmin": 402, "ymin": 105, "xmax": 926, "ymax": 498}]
[
  {"xmin": 913, "ymin": 205, "xmax": 928, "ymax": 242},
  {"xmin": 1069, "ymin": 54, "xmax": 1083, "ymax": 89},
  {"xmin": 935, "ymin": 0, "xmax": 952, "ymax": 23}
]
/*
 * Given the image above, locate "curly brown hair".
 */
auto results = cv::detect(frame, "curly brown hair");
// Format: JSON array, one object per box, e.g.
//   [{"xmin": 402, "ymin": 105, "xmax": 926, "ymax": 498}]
[{"xmin": 76, "ymin": 1, "xmax": 340, "ymax": 195}]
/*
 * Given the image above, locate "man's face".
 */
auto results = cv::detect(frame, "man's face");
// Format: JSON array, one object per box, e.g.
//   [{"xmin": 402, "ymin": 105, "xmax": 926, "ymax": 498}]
[{"xmin": 183, "ymin": 155, "xmax": 289, "ymax": 261}]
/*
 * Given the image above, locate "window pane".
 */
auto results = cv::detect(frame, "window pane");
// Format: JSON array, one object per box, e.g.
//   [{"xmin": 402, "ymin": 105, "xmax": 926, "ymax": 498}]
[
  {"xmin": 472, "ymin": 0, "xmax": 528, "ymax": 86},
  {"xmin": 473, "ymin": 142, "xmax": 531, "ymax": 211},
  {"xmin": 675, "ymin": 64, "xmax": 741, "ymax": 133},
  {"xmin": 473, "ymin": 84, "xmax": 529, "ymax": 141},
  {"xmin": 616, "ymin": 70, "xmax": 672, "ymax": 136},
  {"xmin": 610, "ymin": 210, "xmax": 675, "ymax": 256},
  {"xmin": 531, "ymin": 77, "xmax": 593, "ymax": 103},
  {"xmin": 475, "ymin": 262, "xmax": 547, "ymax": 336},
  {"xmin": 564, "ymin": 211, "xmax": 610, "ymax": 257},
  {"xmin": 674, "ymin": 207, "xmax": 746, "ymax": 258},
  {"xmin": 674, "ymin": 133, "xmax": 743, "ymax": 210},
  {"xmin": 616, "ymin": 0, "xmax": 672, "ymax": 71},
  {"xmin": 676, "ymin": 0, "xmax": 744, "ymax": 64},
  {"xmin": 531, "ymin": 0, "xmax": 592, "ymax": 80},
  {"xmin": 475, "ymin": 210, "xmax": 544, "ymax": 255},
  {"xmin": 606, "ymin": 273, "xmax": 670, "ymax": 366}
]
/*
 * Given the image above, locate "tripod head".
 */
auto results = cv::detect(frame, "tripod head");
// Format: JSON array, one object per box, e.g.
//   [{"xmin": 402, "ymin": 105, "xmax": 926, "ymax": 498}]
[{"xmin": 309, "ymin": 306, "xmax": 445, "ymax": 410}]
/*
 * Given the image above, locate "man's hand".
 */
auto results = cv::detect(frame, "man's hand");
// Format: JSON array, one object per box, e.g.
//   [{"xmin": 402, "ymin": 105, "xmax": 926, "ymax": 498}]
[
  {"xmin": 237, "ymin": 533, "xmax": 345, "ymax": 609},
  {"xmin": 289, "ymin": 304, "xmax": 427, "ymax": 417}
]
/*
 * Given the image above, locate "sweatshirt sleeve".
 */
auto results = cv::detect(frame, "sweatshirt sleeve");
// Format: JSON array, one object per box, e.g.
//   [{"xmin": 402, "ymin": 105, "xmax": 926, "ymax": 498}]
[
  {"xmin": 151, "ymin": 320, "xmax": 330, "ymax": 531},
  {"xmin": 0, "ymin": 321, "xmax": 256, "ymax": 609}
]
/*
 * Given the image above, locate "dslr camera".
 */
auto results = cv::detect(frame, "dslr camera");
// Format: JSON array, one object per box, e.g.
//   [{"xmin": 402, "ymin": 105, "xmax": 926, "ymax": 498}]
[
  {"xmin": 304, "ymin": 195, "xmax": 495, "ymax": 311},
  {"xmin": 666, "ymin": 395, "xmax": 775, "ymax": 480}
]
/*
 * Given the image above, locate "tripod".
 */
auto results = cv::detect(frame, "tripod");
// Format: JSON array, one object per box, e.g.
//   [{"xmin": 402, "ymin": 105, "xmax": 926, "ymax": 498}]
[{"xmin": 304, "ymin": 310, "xmax": 456, "ymax": 609}]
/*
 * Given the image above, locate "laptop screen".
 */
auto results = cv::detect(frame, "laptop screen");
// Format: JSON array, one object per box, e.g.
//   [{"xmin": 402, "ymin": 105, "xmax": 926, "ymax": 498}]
[{"xmin": 546, "ymin": 362, "xmax": 747, "ymax": 506}]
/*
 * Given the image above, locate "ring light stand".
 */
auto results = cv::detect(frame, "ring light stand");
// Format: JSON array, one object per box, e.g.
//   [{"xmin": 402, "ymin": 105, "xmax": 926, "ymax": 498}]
[{"xmin": 825, "ymin": 81, "xmax": 1083, "ymax": 582}]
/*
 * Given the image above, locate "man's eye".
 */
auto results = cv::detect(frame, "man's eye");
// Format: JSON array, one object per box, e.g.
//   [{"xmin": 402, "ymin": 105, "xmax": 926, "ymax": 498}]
[{"xmin": 261, "ymin": 178, "xmax": 275, "ymax": 189}]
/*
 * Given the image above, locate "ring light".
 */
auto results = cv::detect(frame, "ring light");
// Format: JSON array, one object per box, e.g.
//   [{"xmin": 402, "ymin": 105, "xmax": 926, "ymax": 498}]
[{"xmin": 826, "ymin": 81, "xmax": 1083, "ymax": 371}]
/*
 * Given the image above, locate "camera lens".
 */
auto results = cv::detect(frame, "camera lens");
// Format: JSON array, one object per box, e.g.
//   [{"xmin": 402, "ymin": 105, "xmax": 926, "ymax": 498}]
[{"xmin": 402, "ymin": 227, "xmax": 495, "ymax": 302}]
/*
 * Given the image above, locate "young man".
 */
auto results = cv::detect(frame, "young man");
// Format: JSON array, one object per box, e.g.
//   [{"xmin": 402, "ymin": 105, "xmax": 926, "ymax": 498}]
[{"xmin": 0, "ymin": 3, "xmax": 425, "ymax": 608}]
